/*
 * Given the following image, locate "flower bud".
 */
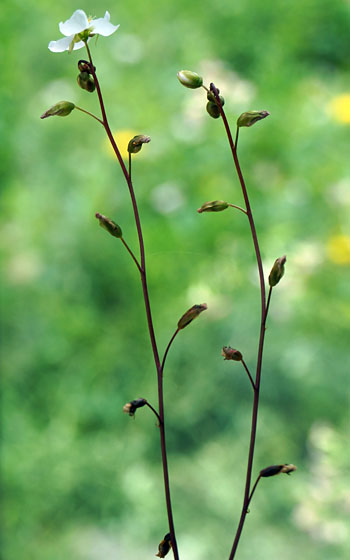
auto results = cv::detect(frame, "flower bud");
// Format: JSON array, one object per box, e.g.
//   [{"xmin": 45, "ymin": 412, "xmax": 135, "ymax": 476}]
[
  {"xmin": 77, "ymin": 71, "xmax": 96, "ymax": 92},
  {"xmin": 207, "ymin": 90, "xmax": 225, "ymax": 107},
  {"xmin": 197, "ymin": 200, "xmax": 229, "ymax": 213},
  {"xmin": 95, "ymin": 212, "xmax": 123, "ymax": 239},
  {"xmin": 123, "ymin": 398, "xmax": 147, "ymax": 417},
  {"xmin": 177, "ymin": 70, "xmax": 203, "ymax": 89},
  {"xmin": 237, "ymin": 110, "xmax": 270, "ymax": 128},
  {"xmin": 127, "ymin": 135, "xmax": 151, "ymax": 154},
  {"xmin": 78, "ymin": 59, "xmax": 92, "ymax": 73},
  {"xmin": 268, "ymin": 255, "xmax": 286, "ymax": 287},
  {"xmin": 260, "ymin": 464, "xmax": 297, "ymax": 477},
  {"xmin": 177, "ymin": 303, "xmax": 207, "ymax": 330},
  {"xmin": 206, "ymin": 101, "xmax": 221, "ymax": 119},
  {"xmin": 222, "ymin": 346, "xmax": 243, "ymax": 361},
  {"xmin": 156, "ymin": 533, "xmax": 172, "ymax": 558},
  {"xmin": 40, "ymin": 101, "xmax": 75, "ymax": 119}
]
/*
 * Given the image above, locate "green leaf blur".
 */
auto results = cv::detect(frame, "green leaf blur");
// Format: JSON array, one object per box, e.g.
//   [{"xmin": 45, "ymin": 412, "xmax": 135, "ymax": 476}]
[{"xmin": 1, "ymin": 1, "xmax": 349, "ymax": 559}]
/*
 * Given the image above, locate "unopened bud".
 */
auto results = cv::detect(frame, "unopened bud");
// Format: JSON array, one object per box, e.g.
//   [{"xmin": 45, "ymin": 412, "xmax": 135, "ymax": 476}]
[
  {"xmin": 177, "ymin": 70, "xmax": 203, "ymax": 89},
  {"xmin": 260, "ymin": 464, "xmax": 297, "ymax": 477},
  {"xmin": 40, "ymin": 101, "xmax": 75, "ymax": 119},
  {"xmin": 268, "ymin": 255, "xmax": 286, "ymax": 287},
  {"xmin": 127, "ymin": 135, "xmax": 151, "ymax": 154},
  {"xmin": 197, "ymin": 200, "xmax": 229, "ymax": 213},
  {"xmin": 77, "ymin": 71, "xmax": 96, "ymax": 92},
  {"xmin": 123, "ymin": 398, "xmax": 147, "ymax": 417},
  {"xmin": 237, "ymin": 110, "xmax": 270, "ymax": 128},
  {"xmin": 222, "ymin": 346, "xmax": 243, "ymax": 361},
  {"xmin": 207, "ymin": 90, "xmax": 225, "ymax": 107},
  {"xmin": 156, "ymin": 533, "xmax": 172, "ymax": 558},
  {"xmin": 95, "ymin": 212, "xmax": 123, "ymax": 238},
  {"xmin": 206, "ymin": 101, "xmax": 221, "ymax": 119},
  {"xmin": 177, "ymin": 303, "xmax": 207, "ymax": 330}
]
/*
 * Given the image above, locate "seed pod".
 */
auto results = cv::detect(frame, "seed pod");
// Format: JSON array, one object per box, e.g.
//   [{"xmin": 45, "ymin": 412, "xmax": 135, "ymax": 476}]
[
  {"xmin": 77, "ymin": 71, "xmax": 96, "ymax": 92},
  {"xmin": 268, "ymin": 255, "xmax": 287, "ymax": 287},
  {"xmin": 123, "ymin": 398, "xmax": 147, "ymax": 417},
  {"xmin": 222, "ymin": 346, "xmax": 243, "ymax": 361},
  {"xmin": 177, "ymin": 303, "xmax": 207, "ymax": 330},
  {"xmin": 260, "ymin": 464, "xmax": 297, "ymax": 477},
  {"xmin": 197, "ymin": 200, "xmax": 229, "ymax": 213},
  {"xmin": 206, "ymin": 101, "xmax": 221, "ymax": 119},
  {"xmin": 40, "ymin": 101, "xmax": 75, "ymax": 119},
  {"xmin": 237, "ymin": 110, "xmax": 270, "ymax": 128},
  {"xmin": 127, "ymin": 135, "xmax": 151, "ymax": 154},
  {"xmin": 95, "ymin": 212, "xmax": 123, "ymax": 239},
  {"xmin": 156, "ymin": 533, "xmax": 172, "ymax": 558}
]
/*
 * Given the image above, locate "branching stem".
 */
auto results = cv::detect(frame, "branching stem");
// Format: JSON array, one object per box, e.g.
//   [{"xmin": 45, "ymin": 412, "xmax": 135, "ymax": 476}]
[
  {"xmin": 209, "ymin": 83, "xmax": 272, "ymax": 559},
  {"xmin": 75, "ymin": 105, "xmax": 104, "ymax": 125},
  {"xmin": 241, "ymin": 360, "xmax": 256, "ymax": 391},
  {"xmin": 85, "ymin": 43, "xmax": 180, "ymax": 560}
]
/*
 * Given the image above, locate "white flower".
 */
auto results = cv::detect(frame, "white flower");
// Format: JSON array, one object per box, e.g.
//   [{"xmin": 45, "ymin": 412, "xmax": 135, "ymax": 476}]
[{"xmin": 48, "ymin": 9, "xmax": 119, "ymax": 53}]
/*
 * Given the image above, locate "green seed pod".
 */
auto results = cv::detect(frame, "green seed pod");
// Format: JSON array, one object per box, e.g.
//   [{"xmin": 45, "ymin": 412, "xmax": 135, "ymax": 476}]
[
  {"xmin": 268, "ymin": 255, "xmax": 287, "ymax": 287},
  {"xmin": 177, "ymin": 70, "xmax": 203, "ymax": 89},
  {"xmin": 197, "ymin": 200, "xmax": 229, "ymax": 213},
  {"xmin": 206, "ymin": 101, "xmax": 221, "ymax": 119},
  {"xmin": 237, "ymin": 110, "xmax": 270, "ymax": 128},
  {"xmin": 40, "ymin": 101, "xmax": 75, "ymax": 119},
  {"xmin": 77, "ymin": 71, "xmax": 96, "ymax": 92},
  {"xmin": 177, "ymin": 303, "xmax": 207, "ymax": 329},
  {"xmin": 207, "ymin": 90, "xmax": 225, "ymax": 107},
  {"xmin": 95, "ymin": 212, "xmax": 123, "ymax": 239}
]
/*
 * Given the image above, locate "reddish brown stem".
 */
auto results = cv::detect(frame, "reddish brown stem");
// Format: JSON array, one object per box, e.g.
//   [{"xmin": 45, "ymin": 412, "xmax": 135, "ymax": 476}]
[
  {"xmin": 209, "ymin": 84, "xmax": 270, "ymax": 559},
  {"xmin": 85, "ymin": 44, "xmax": 179, "ymax": 560}
]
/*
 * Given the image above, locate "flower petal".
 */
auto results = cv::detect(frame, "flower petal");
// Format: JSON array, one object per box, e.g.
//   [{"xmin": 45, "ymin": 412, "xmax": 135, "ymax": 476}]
[
  {"xmin": 48, "ymin": 35, "xmax": 74, "ymax": 52},
  {"xmin": 59, "ymin": 9, "xmax": 89, "ymax": 36},
  {"xmin": 92, "ymin": 11, "xmax": 120, "ymax": 36}
]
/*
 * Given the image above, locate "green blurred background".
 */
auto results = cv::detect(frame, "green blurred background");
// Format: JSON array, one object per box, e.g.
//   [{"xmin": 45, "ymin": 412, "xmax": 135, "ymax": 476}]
[{"xmin": 2, "ymin": 0, "xmax": 349, "ymax": 558}]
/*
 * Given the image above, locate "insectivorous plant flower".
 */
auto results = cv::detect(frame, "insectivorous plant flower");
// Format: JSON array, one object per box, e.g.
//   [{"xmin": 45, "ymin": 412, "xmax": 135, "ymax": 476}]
[{"xmin": 48, "ymin": 9, "xmax": 119, "ymax": 53}]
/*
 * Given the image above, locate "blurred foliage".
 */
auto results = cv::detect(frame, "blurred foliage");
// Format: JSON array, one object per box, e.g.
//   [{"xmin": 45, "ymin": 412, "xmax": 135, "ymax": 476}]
[{"xmin": 1, "ymin": 0, "xmax": 349, "ymax": 559}]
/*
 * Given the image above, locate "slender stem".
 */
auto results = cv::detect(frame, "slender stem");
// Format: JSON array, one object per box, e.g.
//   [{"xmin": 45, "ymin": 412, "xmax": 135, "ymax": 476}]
[
  {"xmin": 145, "ymin": 401, "xmax": 162, "ymax": 425},
  {"xmin": 265, "ymin": 286, "xmax": 273, "ymax": 320},
  {"xmin": 228, "ymin": 203, "xmax": 247, "ymax": 215},
  {"xmin": 241, "ymin": 360, "xmax": 256, "ymax": 391},
  {"xmin": 86, "ymin": 44, "xmax": 179, "ymax": 560},
  {"xmin": 247, "ymin": 475, "xmax": 261, "ymax": 508},
  {"xmin": 75, "ymin": 105, "xmax": 104, "ymax": 125},
  {"xmin": 234, "ymin": 127, "xmax": 239, "ymax": 152},
  {"xmin": 209, "ymin": 84, "xmax": 267, "ymax": 559},
  {"xmin": 121, "ymin": 237, "xmax": 142, "ymax": 273},
  {"xmin": 161, "ymin": 329, "xmax": 180, "ymax": 376}
]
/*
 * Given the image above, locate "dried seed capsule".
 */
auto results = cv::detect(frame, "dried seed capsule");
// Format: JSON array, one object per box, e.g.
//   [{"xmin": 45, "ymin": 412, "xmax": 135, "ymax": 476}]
[
  {"xmin": 123, "ymin": 398, "xmax": 147, "ymax": 417},
  {"xmin": 127, "ymin": 135, "xmax": 151, "ymax": 154},
  {"xmin": 260, "ymin": 464, "xmax": 297, "ymax": 477},
  {"xmin": 222, "ymin": 346, "xmax": 243, "ymax": 361},
  {"xmin": 156, "ymin": 533, "xmax": 172, "ymax": 558}
]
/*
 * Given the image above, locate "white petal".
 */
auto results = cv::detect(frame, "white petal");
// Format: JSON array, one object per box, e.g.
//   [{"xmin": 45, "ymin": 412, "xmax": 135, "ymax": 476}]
[
  {"xmin": 72, "ymin": 39, "xmax": 90, "ymax": 51},
  {"xmin": 59, "ymin": 10, "xmax": 89, "ymax": 36},
  {"xmin": 92, "ymin": 13, "xmax": 120, "ymax": 36},
  {"xmin": 48, "ymin": 35, "xmax": 74, "ymax": 52}
]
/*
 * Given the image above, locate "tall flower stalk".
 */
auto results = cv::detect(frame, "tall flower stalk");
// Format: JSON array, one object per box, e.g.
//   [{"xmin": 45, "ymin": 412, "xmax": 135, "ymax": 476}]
[{"xmin": 42, "ymin": 11, "xmax": 296, "ymax": 559}]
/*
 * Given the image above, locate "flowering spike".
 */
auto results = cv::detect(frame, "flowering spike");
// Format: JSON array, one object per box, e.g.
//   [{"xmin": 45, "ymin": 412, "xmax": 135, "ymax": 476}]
[
  {"xmin": 197, "ymin": 200, "xmax": 229, "ymax": 213},
  {"xmin": 177, "ymin": 70, "xmax": 203, "ymax": 89},
  {"xmin": 40, "ymin": 101, "xmax": 75, "ymax": 119},
  {"xmin": 177, "ymin": 303, "xmax": 207, "ymax": 330},
  {"xmin": 237, "ymin": 110, "xmax": 270, "ymax": 128},
  {"xmin": 156, "ymin": 533, "xmax": 172, "ymax": 558},
  {"xmin": 268, "ymin": 255, "xmax": 287, "ymax": 287},
  {"xmin": 123, "ymin": 398, "xmax": 147, "ymax": 417},
  {"xmin": 222, "ymin": 346, "xmax": 243, "ymax": 361},
  {"xmin": 127, "ymin": 135, "xmax": 151, "ymax": 154},
  {"xmin": 95, "ymin": 212, "xmax": 123, "ymax": 238},
  {"xmin": 260, "ymin": 464, "xmax": 297, "ymax": 477}
]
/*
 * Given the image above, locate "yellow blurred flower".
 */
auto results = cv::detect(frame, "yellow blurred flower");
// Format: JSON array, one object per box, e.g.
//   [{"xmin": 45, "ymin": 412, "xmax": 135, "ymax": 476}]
[
  {"xmin": 327, "ymin": 94, "xmax": 350, "ymax": 124},
  {"xmin": 326, "ymin": 235, "xmax": 350, "ymax": 265},
  {"xmin": 104, "ymin": 129, "xmax": 147, "ymax": 161}
]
